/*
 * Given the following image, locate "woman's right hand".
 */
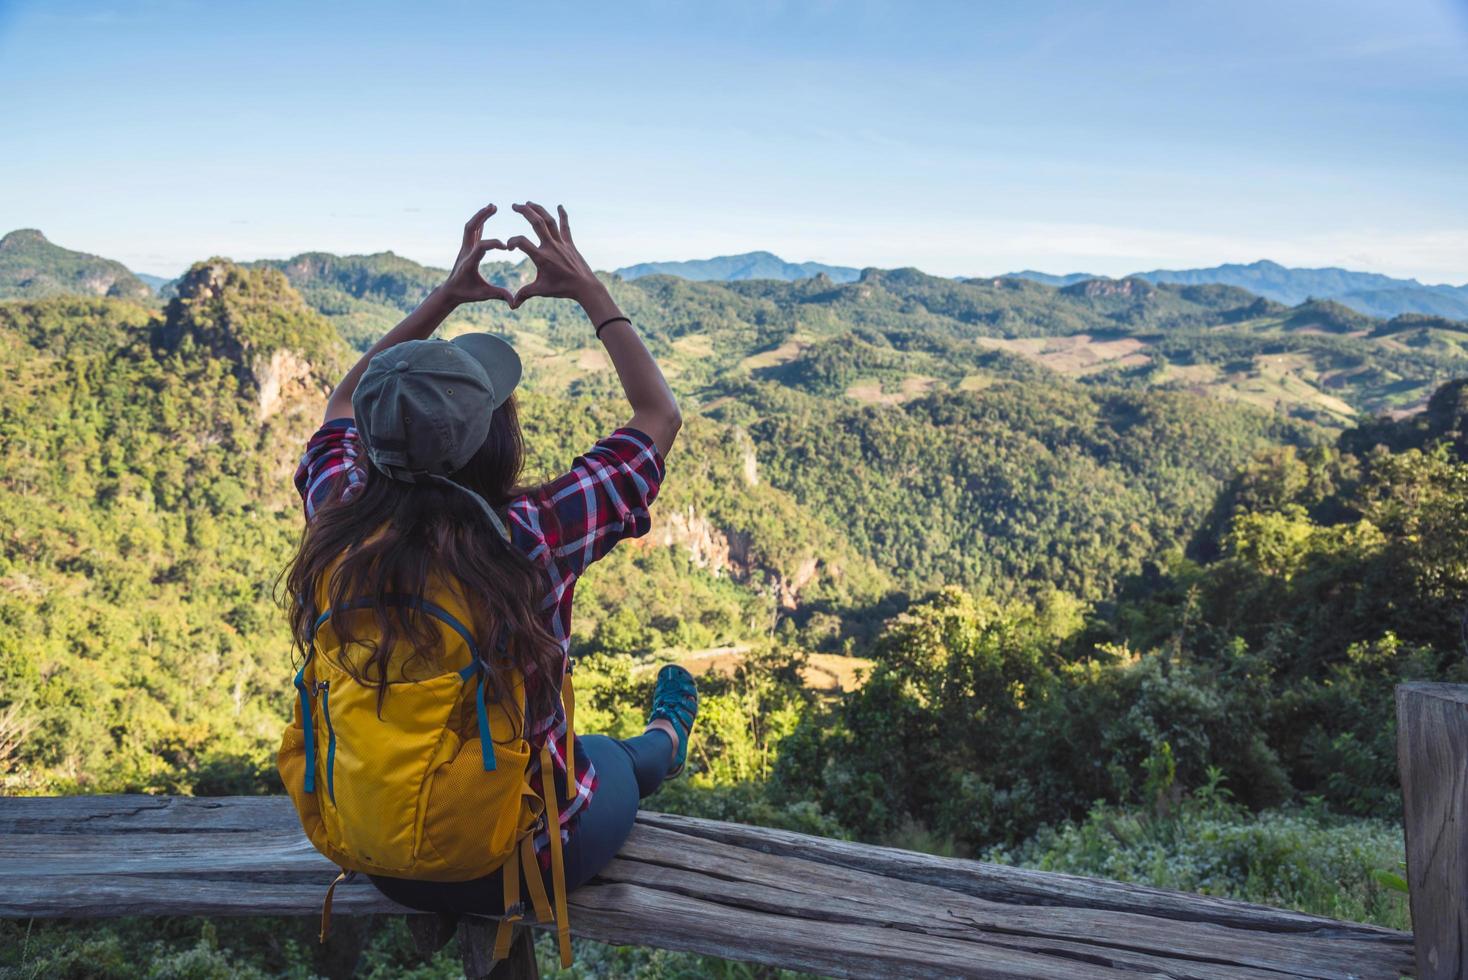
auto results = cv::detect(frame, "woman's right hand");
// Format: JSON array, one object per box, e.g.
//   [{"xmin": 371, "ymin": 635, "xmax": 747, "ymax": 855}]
[
  {"xmin": 505, "ymin": 202, "xmax": 613, "ymax": 315},
  {"xmin": 507, "ymin": 203, "xmax": 679, "ymax": 453}
]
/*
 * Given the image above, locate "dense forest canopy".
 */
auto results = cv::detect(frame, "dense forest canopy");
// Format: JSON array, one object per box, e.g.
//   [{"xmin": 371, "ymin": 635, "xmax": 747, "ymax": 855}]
[{"xmin": 2, "ymin": 237, "xmax": 1462, "ymax": 972}]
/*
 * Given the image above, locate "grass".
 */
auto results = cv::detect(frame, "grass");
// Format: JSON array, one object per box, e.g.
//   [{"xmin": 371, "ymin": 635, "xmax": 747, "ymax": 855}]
[{"xmin": 984, "ymin": 790, "xmax": 1410, "ymax": 930}]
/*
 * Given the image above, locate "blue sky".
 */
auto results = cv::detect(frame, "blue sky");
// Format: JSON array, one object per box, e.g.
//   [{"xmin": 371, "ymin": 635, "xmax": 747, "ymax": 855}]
[{"xmin": 2, "ymin": 0, "xmax": 1466, "ymax": 282}]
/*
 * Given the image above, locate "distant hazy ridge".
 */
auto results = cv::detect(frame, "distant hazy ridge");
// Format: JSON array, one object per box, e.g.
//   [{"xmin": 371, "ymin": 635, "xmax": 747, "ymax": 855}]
[
  {"xmin": 611, "ymin": 249, "xmax": 1467, "ymax": 320},
  {"xmin": 1005, "ymin": 258, "xmax": 1468, "ymax": 320}
]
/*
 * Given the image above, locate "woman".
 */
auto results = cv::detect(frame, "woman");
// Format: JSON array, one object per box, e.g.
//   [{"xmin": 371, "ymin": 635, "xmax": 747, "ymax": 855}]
[{"xmin": 281, "ymin": 202, "xmax": 697, "ymax": 964}]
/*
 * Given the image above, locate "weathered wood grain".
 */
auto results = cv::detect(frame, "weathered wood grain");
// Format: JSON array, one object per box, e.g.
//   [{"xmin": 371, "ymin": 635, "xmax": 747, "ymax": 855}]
[
  {"xmin": 634, "ymin": 811, "xmax": 1403, "ymax": 937},
  {"xmin": 0, "ymin": 795, "xmax": 1414, "ymax": 979},
  {"xmin": 1397, "ymin": 682, "xmax": 1468, "ymax": 980}
]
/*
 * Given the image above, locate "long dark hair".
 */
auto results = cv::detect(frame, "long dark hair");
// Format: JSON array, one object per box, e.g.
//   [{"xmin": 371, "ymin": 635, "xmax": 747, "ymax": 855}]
[{"xmin": 282, "ymin": 395, "xmax": 562, "ymax": 724}]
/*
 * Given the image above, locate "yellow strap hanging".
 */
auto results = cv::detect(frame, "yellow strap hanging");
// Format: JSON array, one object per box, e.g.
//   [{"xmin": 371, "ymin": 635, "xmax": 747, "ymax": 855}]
[
  {"xmin": 562, "ymin": 669, "xmax": 577, "ymax": 800},
  {"xmin": 539, "ymin": 743, "xmax": 573, "ymax": 968},
  {"xmin": 492, "ymin": 846, "xmax": 523, "ymax": 961},
  {"xmin": 318, "ymin": 868, "xmax": 352, "ymax": 944},
  {"xmin": 520, "ymin": 833, "xmax": 553, "ymax": 924}
]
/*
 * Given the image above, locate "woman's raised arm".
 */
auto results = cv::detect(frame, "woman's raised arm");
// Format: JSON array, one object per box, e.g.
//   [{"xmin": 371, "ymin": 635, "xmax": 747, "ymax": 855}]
[
  {"xmin": 506, "ymin": 202, "xmax": 682, "ymax": 456},
  {"xmin": 322, "ymin": 204, "xmax": 514, "ymax": 422}
]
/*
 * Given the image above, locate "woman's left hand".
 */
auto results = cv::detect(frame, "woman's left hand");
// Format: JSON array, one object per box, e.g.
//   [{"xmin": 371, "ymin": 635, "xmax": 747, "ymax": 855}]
[{"xmin": 440, "ymin": 204, "xmax": 514, "ymax": 305}]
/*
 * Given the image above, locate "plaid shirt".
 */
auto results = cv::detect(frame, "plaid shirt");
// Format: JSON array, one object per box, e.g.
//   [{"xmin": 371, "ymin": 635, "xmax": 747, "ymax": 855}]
[{"xmin": 294, "ymin": 418, "xmax": 665, "ymax": 864}]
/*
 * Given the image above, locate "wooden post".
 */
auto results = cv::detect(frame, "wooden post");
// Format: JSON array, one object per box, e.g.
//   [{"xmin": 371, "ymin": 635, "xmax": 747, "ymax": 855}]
[
  {"xmin": 1397, "ymin": 682, "xmax": 1468, "ymax": 980},
  {"xmin": 457, "ymin": 917, "xmax": 538, "ymax": 980},
  {"xmin": 312, "ymin": 913, "xmax": 373, "ymax": 980},
  {"xmin": 405, "ymin": 912, "xmax": 458, "ymax": 960}
]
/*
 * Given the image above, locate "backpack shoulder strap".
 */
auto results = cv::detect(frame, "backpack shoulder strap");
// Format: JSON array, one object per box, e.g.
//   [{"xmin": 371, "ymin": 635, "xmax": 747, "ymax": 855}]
[{"xmin": 292, "ymin": 593, "xmax": 501, "ymax": 792}]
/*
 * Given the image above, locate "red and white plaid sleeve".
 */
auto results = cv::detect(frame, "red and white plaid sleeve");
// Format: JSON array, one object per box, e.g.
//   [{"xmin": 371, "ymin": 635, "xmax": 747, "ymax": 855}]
[
  {"xmin": 530, "ymin": 426, "xmax": 666, "ymax": 580},
  {"xmin": 294, "ymin": 417, "xmax": 368, "ymax": 519}
]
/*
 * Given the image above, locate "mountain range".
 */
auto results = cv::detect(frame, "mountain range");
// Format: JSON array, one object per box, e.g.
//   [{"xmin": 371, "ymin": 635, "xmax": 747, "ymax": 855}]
[
  {"xmin": 613, "ymin": 250, "xmax": 1468, "ymax": 320},
  {"xmin": 613, "ymin": 250, "xmax": 862, "ymax": 283},
  {"xmin": 7, "ymin": 228, "xmax": 1468, "ymax": 433},
  {"xmin": 11, "ymin": 228, "xmax": 1459, "ymax": 322},
  {"xmin": 1003, "ymin": 259, "xmax": 1468, "ymax": 320}
]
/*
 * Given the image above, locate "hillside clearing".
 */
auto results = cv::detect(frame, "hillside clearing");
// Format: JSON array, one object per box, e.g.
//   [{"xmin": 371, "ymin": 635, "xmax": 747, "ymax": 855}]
[{"xmin": 645, "ymin": 646, "xmax": 873, "ymax": 695}]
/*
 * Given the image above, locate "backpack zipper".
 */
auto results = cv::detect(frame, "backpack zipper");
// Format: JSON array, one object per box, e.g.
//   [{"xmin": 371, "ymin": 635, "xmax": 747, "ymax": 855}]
[{"xmin": 317, "ymin": 680, "xmax": 337, "ymax": 804}]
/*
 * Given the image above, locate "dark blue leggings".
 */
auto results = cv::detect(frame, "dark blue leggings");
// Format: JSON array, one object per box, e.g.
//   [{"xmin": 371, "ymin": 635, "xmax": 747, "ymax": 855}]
[{"xmin": 367, "ymin": 730, "xmax": 672, "ymax": 913}]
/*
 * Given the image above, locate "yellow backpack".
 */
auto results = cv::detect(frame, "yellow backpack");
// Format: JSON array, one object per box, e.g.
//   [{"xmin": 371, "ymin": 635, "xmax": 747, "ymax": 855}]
[{"xmin": 277, "ymin": 585, "xmax": 576, "ymax": 967}]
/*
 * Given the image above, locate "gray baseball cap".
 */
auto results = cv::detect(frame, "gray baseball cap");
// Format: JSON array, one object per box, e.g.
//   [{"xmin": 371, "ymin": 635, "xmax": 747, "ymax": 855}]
[{"xmin": 352, "ymin": 333, "xmax": 522, "ymax": 482}]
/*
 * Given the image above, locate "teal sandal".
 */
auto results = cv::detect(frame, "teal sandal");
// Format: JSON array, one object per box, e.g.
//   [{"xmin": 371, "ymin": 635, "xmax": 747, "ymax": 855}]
[{"xmin": 647, "ymin": 664, "xmax": 699, "ymax": 777}]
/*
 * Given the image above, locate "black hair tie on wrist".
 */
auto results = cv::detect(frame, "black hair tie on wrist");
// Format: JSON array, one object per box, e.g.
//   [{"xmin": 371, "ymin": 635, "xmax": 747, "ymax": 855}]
[{"xmin": 596, "ymin": 315, "xmax": 631, "ymax": 339}]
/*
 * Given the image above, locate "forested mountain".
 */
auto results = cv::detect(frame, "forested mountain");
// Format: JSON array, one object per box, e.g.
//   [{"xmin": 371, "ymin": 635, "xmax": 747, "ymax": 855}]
[
  {"xmin": 614, "ymin": 250, "xmax": 861, "ymax": 282},
  {"xmin": 0, "ymin": 229, "xmax": 152, "ymax": 301},
  {"xmin": 4, "ymin": 235, "xmax": 1457, "ymax": 972},
  {"xmin": 1007, "ymin": 258, "xmax": 1468, "ymax": 319}
]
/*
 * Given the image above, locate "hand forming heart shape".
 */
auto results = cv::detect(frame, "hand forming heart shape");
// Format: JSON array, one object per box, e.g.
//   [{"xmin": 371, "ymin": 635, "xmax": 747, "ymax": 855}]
[{"xmin": 439, "ymin": 201, "xmax": 602, "ymax": 312}]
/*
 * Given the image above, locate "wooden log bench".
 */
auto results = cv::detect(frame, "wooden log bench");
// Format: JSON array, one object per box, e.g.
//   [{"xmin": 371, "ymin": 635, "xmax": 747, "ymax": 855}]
[{"xmin": 0, "ymin": 794, "xmax": 1414, "ymax": 979}]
